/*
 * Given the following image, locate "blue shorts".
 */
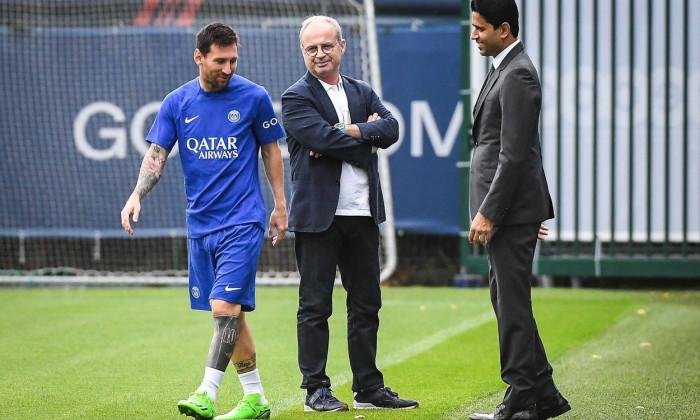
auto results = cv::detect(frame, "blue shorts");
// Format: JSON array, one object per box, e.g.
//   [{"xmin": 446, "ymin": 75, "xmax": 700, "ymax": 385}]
[{"xmin": 187, "ymin": 224, "xmax": 264, "ymax": 312}]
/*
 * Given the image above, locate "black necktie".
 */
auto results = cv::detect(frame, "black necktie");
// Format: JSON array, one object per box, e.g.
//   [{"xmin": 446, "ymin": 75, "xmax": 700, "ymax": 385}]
[
  {"xmin": 486, "ymin": 64, "xmax": 495, "ymax": 80},
  {"xmin": 477, "ymin": 64, "xmax": 495, "ymax": 100}
]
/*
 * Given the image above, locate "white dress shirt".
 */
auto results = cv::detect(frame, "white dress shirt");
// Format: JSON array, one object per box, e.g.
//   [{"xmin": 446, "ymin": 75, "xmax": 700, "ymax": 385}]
[
  {"xmin": 318, "ymin": 78, "xmax": 371, "ymax": 216},
  {"xmin": 492, "ymin": 39, "xmax": 521, "ymax": 70}
]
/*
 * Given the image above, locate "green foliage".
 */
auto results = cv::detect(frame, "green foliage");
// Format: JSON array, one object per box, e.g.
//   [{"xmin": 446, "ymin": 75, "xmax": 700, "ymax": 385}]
[{"xmin": 0, "ymin": 287, "xmax": 696, "ymax": 419}]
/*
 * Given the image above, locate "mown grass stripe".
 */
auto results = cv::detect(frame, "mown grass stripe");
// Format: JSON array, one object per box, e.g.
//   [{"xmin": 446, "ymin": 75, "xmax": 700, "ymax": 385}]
[
  {"xmin": 1, "ymin": 287, "xmax": 693, "ymax": 420},
  {"xmin": 270, "ymin": 309, "xmax": 496, "ymax": 415},
  {"xmin": 445, "ymin": 292, "xmax": 700, "ymax": 420}
]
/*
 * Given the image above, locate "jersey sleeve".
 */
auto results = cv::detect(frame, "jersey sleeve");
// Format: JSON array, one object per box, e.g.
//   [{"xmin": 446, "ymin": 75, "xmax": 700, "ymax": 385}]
[
  {"xmin": 145, "ymin": 93, "xmax": 178, "ymax": 151},
  {"xmin": 252, "ymin": 89, "xmax": 285, "ymax": 146}
]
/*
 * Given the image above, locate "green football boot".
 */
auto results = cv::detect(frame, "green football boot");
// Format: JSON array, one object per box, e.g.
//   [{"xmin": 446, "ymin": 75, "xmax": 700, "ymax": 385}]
[
  {"xmin": 178, "ymin": 390, "xmax": 214, "ymax": 419},
  {"xmin": 214, "ymin": 393, "xmax": 271, "ymax": 420}
]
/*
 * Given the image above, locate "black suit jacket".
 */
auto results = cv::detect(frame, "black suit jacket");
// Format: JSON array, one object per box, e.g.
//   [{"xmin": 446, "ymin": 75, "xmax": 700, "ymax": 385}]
[
  {"xmin": 469, "ymin": 43, "xmax": 554, "ymax": 226},
  {"xmin": 281, "ymin": 72, "xmax": 398, "ymax": 232}
]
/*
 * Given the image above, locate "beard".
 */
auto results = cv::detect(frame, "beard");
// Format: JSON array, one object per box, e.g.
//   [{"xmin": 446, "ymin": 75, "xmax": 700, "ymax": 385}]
[{"xmin": 203, "ymin": 72, "xmax": 231, "ymax": 91}]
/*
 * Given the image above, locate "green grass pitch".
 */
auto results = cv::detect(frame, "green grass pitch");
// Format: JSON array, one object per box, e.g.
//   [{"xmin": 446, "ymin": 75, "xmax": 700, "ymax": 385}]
[{"xmin": 0, "ymin": 286, "xmax": 698, "ymax": 419}]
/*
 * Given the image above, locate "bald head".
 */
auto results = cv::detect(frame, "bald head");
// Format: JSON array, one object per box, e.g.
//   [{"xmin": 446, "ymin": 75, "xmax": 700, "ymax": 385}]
[{"xmin": 299, "ymin": 15, "xmax": 342, "ymax": 45}]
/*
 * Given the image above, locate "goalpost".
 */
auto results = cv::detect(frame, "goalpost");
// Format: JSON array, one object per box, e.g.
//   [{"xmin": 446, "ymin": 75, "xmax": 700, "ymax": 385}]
[{"xmin": 0, "ymin": 0, "xmax": 396, "ymax": 286}]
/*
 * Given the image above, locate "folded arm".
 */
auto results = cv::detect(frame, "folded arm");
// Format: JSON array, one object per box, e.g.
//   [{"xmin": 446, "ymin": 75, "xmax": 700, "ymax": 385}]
[{"xmin": 282, "ymin": 90, "xmax": 372, "ymax": 164}]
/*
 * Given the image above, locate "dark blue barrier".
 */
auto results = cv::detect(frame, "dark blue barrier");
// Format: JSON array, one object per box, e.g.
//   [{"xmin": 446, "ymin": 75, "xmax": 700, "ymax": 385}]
[
  {"xmin": 0, "ymin": 23, "xmax": 460, "ymax": 237},
  {"xmin": 379, "ymin": 24, "xmax": 462, "ymax": 234}
]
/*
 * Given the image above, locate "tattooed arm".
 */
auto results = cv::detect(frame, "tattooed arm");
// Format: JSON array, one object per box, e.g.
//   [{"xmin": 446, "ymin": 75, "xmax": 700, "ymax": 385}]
[{"xmin": 120, "ymin": 143, "xmax": 169, "ymax": 235}]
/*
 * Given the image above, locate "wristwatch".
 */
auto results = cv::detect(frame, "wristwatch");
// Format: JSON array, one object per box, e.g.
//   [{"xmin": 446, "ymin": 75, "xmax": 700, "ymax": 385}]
[{"xmin": 333, "ymin": 122, "xmax": 346, "ymax": 133}]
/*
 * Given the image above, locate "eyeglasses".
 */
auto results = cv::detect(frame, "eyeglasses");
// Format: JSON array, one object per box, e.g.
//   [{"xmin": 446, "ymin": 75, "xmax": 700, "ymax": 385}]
[{"xmin": 302, "ymin": 42, "xmax": 339, "ymax": 57}]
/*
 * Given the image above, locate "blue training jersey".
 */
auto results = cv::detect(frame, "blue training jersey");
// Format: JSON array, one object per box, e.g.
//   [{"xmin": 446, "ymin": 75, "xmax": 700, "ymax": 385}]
[{"xmin": 147, "ymin": 75, "xmax": 285, "ymax": 238}]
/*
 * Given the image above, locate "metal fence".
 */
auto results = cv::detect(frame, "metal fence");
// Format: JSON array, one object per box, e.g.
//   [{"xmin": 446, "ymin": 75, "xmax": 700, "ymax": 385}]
[{"xmin": 460, "ymin": 0, "xmax": 699, "ymax": 279}]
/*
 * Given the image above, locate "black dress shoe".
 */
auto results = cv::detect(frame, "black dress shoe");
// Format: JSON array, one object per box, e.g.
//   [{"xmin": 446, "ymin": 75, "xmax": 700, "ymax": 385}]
[
  {"xmin": 537, "ymin": 393, "xmax": 570, "ymax": 419},
  {"xmin": 470, "ymin": 404, "xmax": 538, "ymax": 420},
  {"xmin": 353, "ymin": 386, "xmax": 418, "ymax": 409}
]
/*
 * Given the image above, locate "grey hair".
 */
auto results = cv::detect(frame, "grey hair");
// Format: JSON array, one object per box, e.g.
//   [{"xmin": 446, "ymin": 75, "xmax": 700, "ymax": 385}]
[{"xmin": 299, "ymin": 15, "xmax": 343, "ymax": 46}]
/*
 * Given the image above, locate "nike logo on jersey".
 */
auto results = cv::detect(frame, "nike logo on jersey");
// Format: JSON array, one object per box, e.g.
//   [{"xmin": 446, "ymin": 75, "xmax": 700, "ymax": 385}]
[
  {"xmin": 185, "ymin": 115, "xmax": 200, "ymax": 123},
  {"xmin": 225, "ymin": 285, "xmax": 242, "ymax": 291}
]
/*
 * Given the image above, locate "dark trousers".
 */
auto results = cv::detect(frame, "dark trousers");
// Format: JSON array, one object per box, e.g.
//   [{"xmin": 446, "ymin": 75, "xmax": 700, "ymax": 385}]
[
  {"xmin": 486, "ymin": 223, "xmax": 558, "ymax": 412},
  {"xmin": 295, "ymin": 216, "xmax": 384, "ymax": 393}
]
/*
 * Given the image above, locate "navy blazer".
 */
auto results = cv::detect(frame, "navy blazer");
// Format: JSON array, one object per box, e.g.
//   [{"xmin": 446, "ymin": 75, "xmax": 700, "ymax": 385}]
[{"xmin": 281, "ymin": 72, "xmax": 398, "ymax": 232}]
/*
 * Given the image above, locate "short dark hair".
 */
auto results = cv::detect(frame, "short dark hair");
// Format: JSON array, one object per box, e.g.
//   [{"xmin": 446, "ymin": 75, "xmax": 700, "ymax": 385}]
[
  {"xmin": 196, "ymin": 22, "xmax": 239, "ymax": 56},
  {"xmin": 470, "ymin": 0, "xmax": 519, "ymax": 38}
]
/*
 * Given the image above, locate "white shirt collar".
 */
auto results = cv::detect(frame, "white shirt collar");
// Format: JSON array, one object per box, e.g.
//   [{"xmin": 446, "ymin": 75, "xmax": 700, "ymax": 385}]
[
  {"xmin": 492, "ymin": 39, "xmax": 521, "ymax": 70},
  {"xmin": 318, "ymin": 77, "xmax": 343, "ymax": 92}
]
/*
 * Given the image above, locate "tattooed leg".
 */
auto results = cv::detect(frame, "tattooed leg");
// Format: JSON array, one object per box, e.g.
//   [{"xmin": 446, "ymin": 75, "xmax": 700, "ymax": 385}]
[
  {"xmin": 234, "ymin": 353, "xmax": 257, "ymax": 374},
  {"xmin": 193, "ymin": 315, "xmax": 239, "ymax": 402},
  {"xmin": 207, "ymin": 315, "xmax": 239, "ymax": 372}
]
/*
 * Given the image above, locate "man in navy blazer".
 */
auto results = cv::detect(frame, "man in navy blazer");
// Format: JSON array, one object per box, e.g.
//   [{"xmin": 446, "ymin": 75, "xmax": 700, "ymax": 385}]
[
  {"xmin": 468, "ymin": 1, "xmax": 569, "ymax": 420},
  {"xmin": 281, "ymin": 15, "xmax": 418, "ymax": 413}
]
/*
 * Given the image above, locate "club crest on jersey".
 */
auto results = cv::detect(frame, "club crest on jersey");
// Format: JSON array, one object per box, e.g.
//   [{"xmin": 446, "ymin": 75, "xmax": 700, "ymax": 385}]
[
  {"xmin": 228, "ymin": 110, "xmax": 241, "ymax": 123},
  {"xmin": 191, "ymin": 286, "xmax": 200, "ymax": 299}
]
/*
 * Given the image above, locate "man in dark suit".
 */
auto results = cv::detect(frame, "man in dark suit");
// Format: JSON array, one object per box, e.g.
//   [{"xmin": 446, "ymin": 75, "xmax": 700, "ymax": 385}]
[
  {"xmin": 467, "ymin": 1, "xmax": 570, "ymax": 420},
  {"xmin": 281, "ymin": 15, "xmax": 418, "ymax": 413}
]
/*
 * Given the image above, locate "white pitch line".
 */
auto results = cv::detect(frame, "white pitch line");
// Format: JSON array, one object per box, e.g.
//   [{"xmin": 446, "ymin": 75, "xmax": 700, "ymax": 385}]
[{"xmin": 271, "ymin": 310, "xmax": 495, "ymax": 416}]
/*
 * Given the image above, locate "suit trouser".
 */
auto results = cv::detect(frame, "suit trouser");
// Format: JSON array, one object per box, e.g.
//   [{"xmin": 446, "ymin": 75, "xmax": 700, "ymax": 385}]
[
  {"xmin": 295, "ymin": 216, "xmax": 384, "ymax": 393},
  {"xmin": 486, "ymin": 223, "xmax": 558, "ymax": 411}
]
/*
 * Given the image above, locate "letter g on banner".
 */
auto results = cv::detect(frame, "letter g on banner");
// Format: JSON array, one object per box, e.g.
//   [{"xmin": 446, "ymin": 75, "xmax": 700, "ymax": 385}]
[
  {"xmin": 74, "ymin": 102, "xmax": 127, "ymax": 161},
  {"xmin": 74, "ymin": 101, "xmax": 177, "ymax": 160}
]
